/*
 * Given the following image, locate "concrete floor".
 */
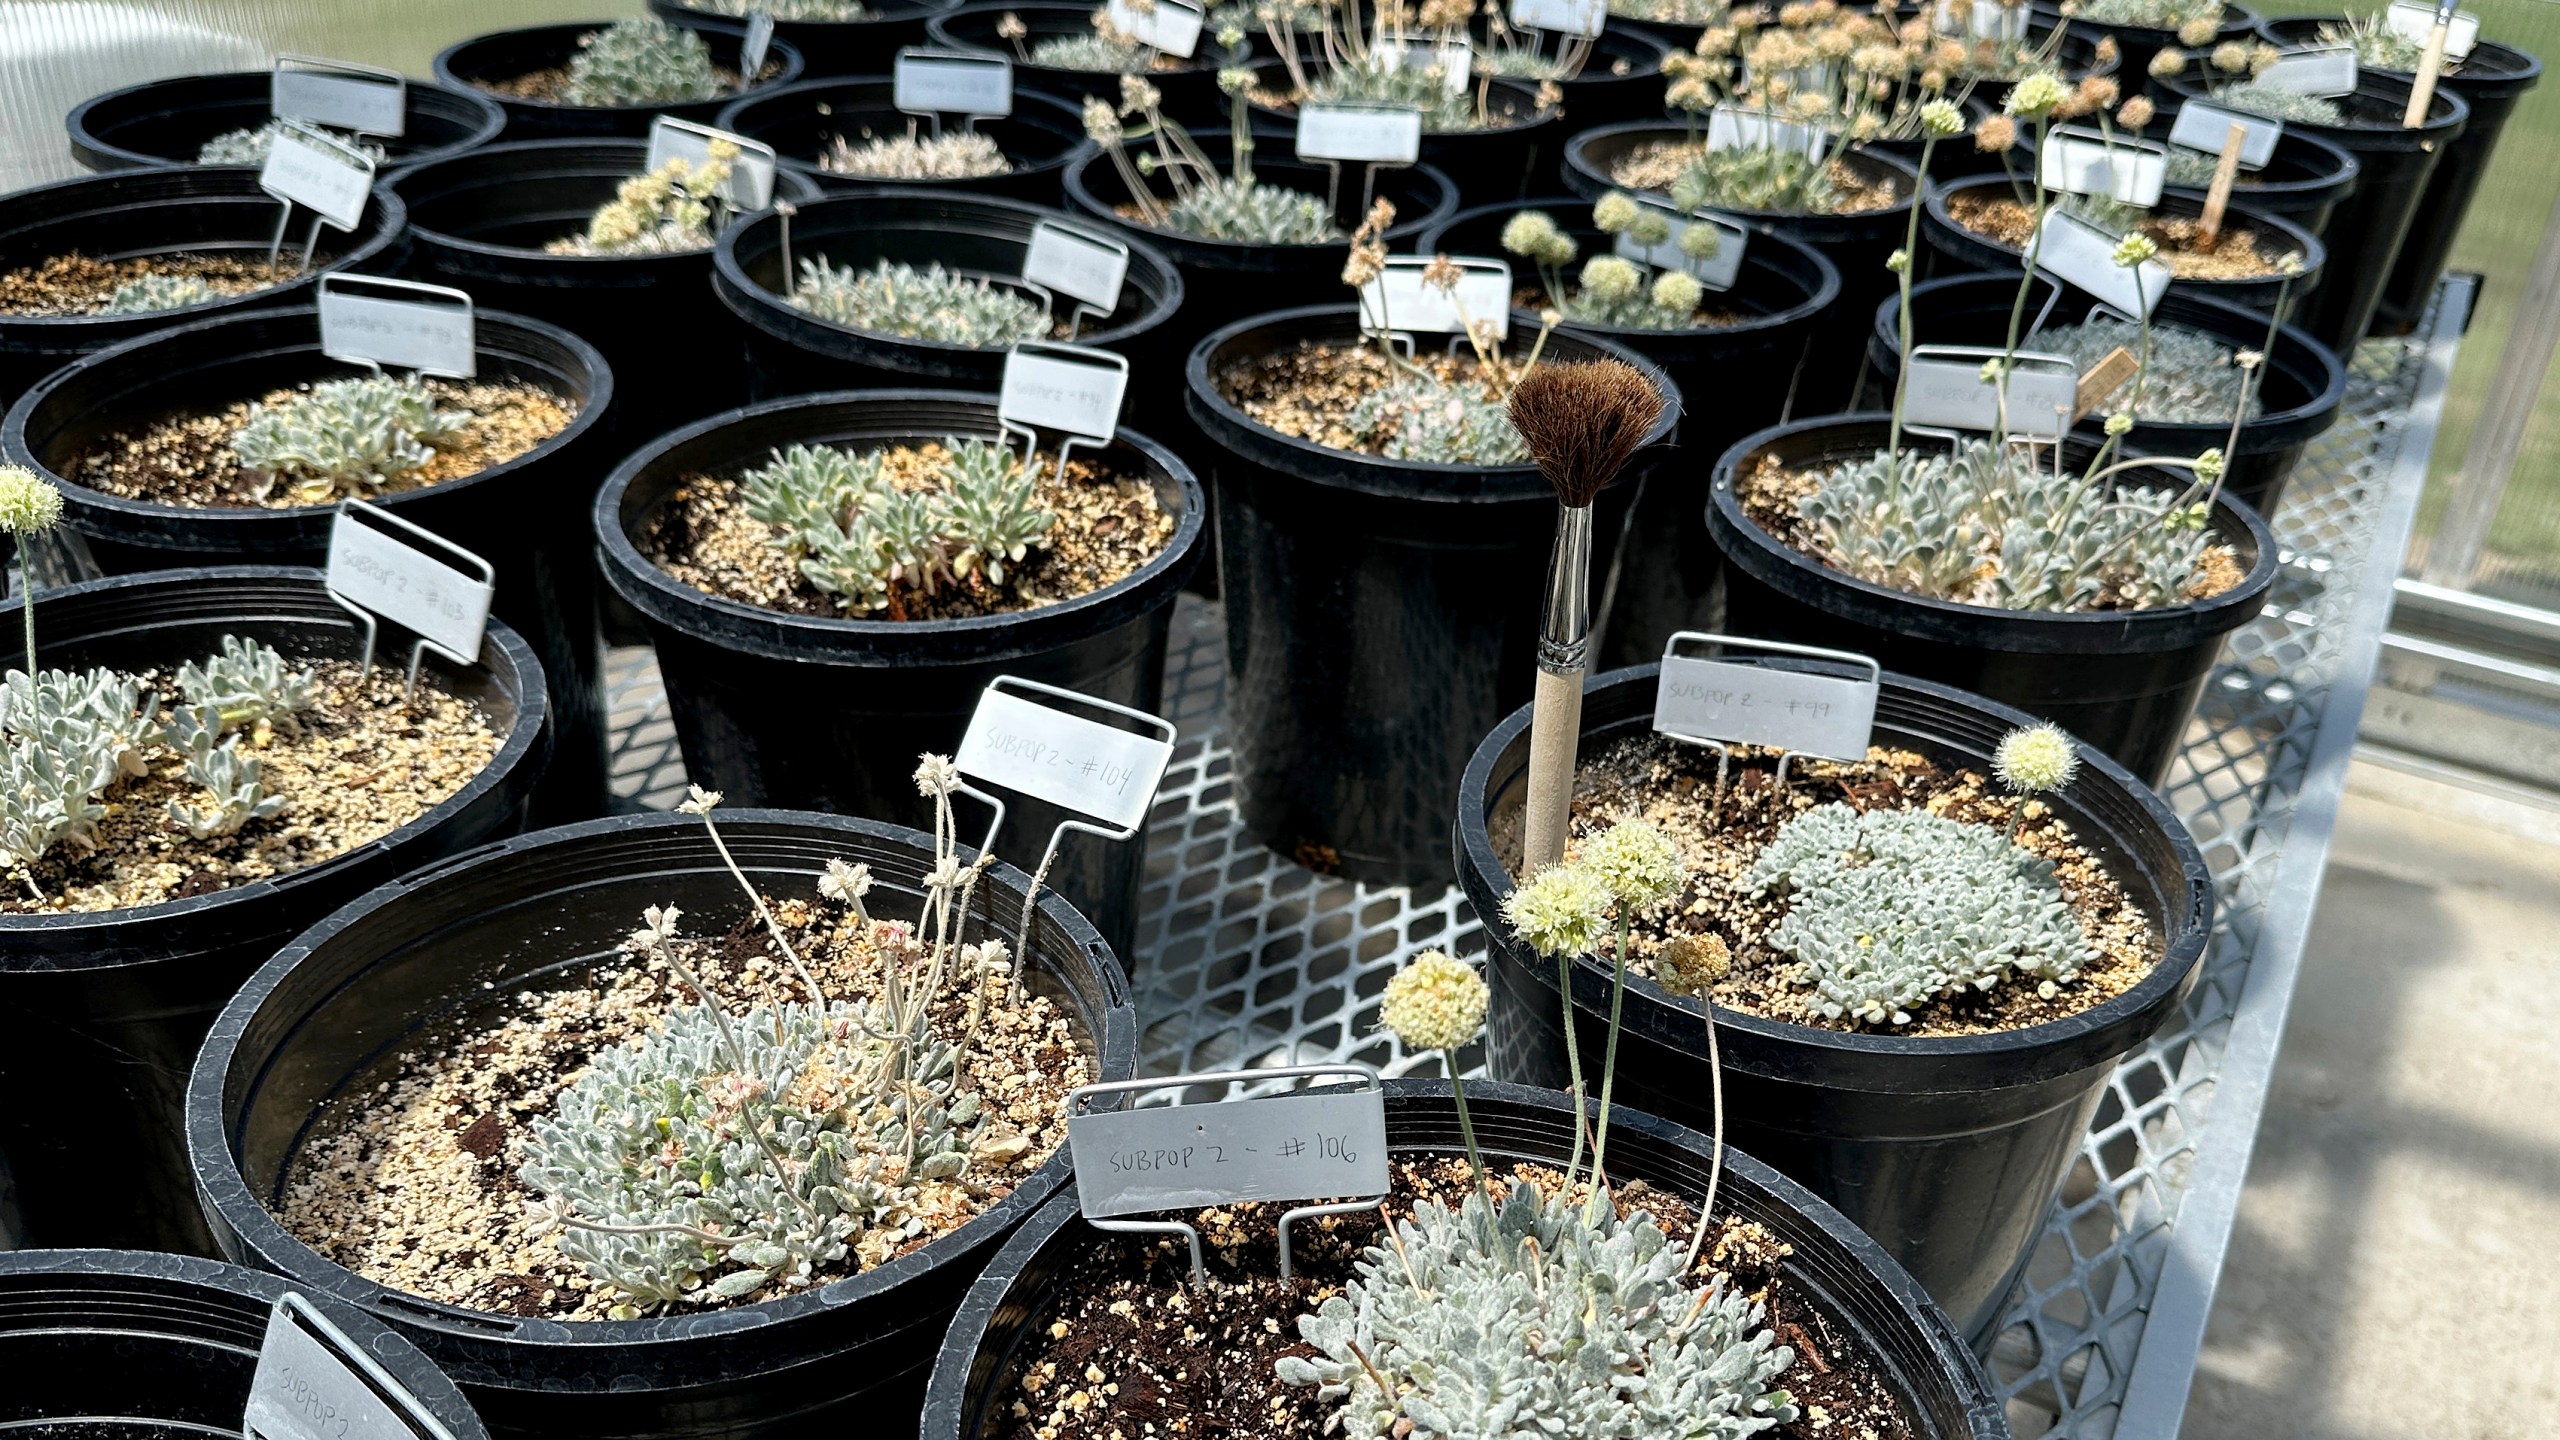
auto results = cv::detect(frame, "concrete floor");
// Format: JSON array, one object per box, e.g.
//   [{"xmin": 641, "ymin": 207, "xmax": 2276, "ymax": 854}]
[{"xmin": 2182, "ymin": 755, "xmax": 2560, "ymax": 1439}]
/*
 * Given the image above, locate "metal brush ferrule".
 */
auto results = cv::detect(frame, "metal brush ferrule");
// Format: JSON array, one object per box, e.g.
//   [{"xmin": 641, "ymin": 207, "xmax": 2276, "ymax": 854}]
[{"xmin": 1537, "ymin": 501, "xmax": 1592, "ymax": 672}]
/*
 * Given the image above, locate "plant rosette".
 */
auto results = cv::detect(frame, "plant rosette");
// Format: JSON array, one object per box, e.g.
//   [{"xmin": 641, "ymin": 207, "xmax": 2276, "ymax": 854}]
[
  {"xmin": 652, "ymin": 0, "xmax": 965, "ymax": 66},
  {"xmin": 714, "ymin": 78, "xmax": 1093, "ymax": 203},
  {"xmin": 65, "ymin": 71, "xmax": 506, "ymax": 174},
  {"xmin": 921, "ymin": 1081, "xmax": 2012, "ymax": 1440},
  {"xmin": 187, "ymin": 805, "xmax": 1136, "ymax": 1440},
  {"xmin": 1921, "ymin": 172, "xmax": 2328, "ymax": 316},
  {"xmin": 432, "ymin": 16, "xmax": 808, "ymax": 140},
  {"xmin": 927, "ymin": 0, "xmax": 1231, "ymax": 125},
  {"xmin": 1455, "ymin": 660, "xmax": 2212, "ymax": 1341}
]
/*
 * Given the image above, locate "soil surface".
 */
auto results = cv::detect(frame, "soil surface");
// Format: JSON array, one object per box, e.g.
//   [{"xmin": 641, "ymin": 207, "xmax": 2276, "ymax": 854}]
[
  {"xmin": 1608, "ymin": 142, "xmax": 1903, "ymax": 214},
  {"xmin": 993, "ymin": 1155, "xmax": 1919, "ymax": 1440},
  {"xmin": 639, "ymin": 441, "xmax": 1176, "ymax": 621},
  {"xmin": 281, "ymin": 889, "xmax": 1092, "ymax": 1320},
  {"xmin": 1214, "ymin": 342, "xmax": 1519, "ymax": 458},
  {"xmin": 1947, "ymin": 191, "xmax": 2304, "ymax": 281},
  {"xmin": 69, "ymin": 380, "xmax": 576, "ymax": 508},
  {"xmin": 0, "ymin": 253, "xmax": 309, "ymax": 317},
  {"xmin": 1490, "ymin": 732, "xmax": 2162, "ymax": 1036},
  {"xmin": 2, "ymin": 660, "xmax": 499, "ymax": 914}
]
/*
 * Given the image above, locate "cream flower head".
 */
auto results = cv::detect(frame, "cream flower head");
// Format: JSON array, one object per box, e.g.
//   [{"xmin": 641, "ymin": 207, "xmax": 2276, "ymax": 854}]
[
  {"xmin": 1993, "ymin": 722, "xmax": 2078, "ymax": 795},
  {"xmin": 1580, "ymin": 819, "xmax": 1682, "ymax": 910},
  {"xmin": 0, "ymin": 466, "xmax": 63, "ymax": 536},
  {"xmin": 1501, "ymin": 863, "xmax": 1613, "ymax": 957},
  {"xmin": 1379, "ymin": 949, "xmax": 1488, "ymax": 1052}
]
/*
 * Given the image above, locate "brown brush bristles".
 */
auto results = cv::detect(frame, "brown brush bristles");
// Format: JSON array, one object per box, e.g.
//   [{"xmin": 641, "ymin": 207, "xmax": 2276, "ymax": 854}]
[{"xmin": 1506, "ymin": 360, "xmax": 1667, "ymax": 509}]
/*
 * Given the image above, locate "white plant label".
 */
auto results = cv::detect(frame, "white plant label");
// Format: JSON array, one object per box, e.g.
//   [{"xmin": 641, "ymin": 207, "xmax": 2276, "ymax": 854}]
[
  {"xmin": 326, "ymin": 508, "xmax": 493, "ymax": 664},
  {"xmin": 2386, "ymin": 1, "xmax": 2480, "ymax": 60},
  {"xmin": 1296, "ymin": 102, "xmax": 1423, "ymax": 163},
  {"xmin": 2167, "ymin": 101, "xmax": 2280, "ymax": 170},
  {"xmin": 646, "ymin": 116, "xmax": 778, "ymax": 211},
  {"xmin": 741, "ymin": 10, "xmax": 777, "ymax": 80},
  {"xmin": 2038, "ymin": 127, "xmax": 2166, "ymax": 206},
  {"xmin": 957, "ymin": 687, "xmax": 1174, "ymax": 832},
  {"xmin": 1935, "ymin": 0, "xmax": 2027, "ymax": 40},
  {"xmin": 1511, "ymin": 0, "xmax": 1605, "ymax": 37},
  {"xmin": 271, "ymin": 57, "xmax": 406, "ymax": 137},
  {"xmin": 1613, "ymin": 203, "xmax": 1747, "ymax": 291},
  {"xmin": 1900, "ymin": 344, "xmax": 2079, "ymax": 442},
  {"xmin": 259, "ymin": 122, "xmax": 375, "ymax": 232},
  {"xmin": 999, "ymin": 341, "xmax": 1128, "ymax": 442},
  {"xmin": 1106, "ymin": 0, "xmax": 1205, "ymax": 57},
  {"xmin": 1023, "ymin": 220, "xmax": 1130, "ymax": 312},
  {"xmin": 1359, "ymin": 256, "xmax": 1511, "ymax": 340},
  {"xmin": 2031, "ymin": 208, "xmax": 2170, "ymax": 320},
  {"xmin": 319, "ymin": 276, "xmax": 477, "ymax": 378},
  {"xmin": 2261, "ymin": 43, "xmax": 2359, "ymax": 96},
  {"xmin": 1653, "ymin": 657, "xmax": 1878, "ymax": 762},
  {"xmin": 245, "ymin": 1296, "xmax": 450, "ymax": 1440},
  {"xmin": 1071, "ymin": 1085, "xmax": 1390, "ymax": 1217},
  {"xmin": 1379, "ymin": 39, "xmax": 1471, "ymax": 92},
  {"xmin": 1708, "ymin": 106, "xmax": 1827, "ymax": 160},
  {"xmin": 896, "ymin": 48, "xmax": 1015, "ymax": 116}
]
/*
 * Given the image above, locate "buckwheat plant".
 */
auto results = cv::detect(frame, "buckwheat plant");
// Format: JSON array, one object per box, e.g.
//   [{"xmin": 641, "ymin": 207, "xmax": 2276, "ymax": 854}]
[
  {"xmin": 740, "ymin": 437, "xmax": 1054, "ymax": 615},
  {"xmin": 1084, "ymin": 52, "xmax": 1341, "ymax": 244},
  {"xmin": 2320, "ymin": 10, "xmax": 2432, "ymax": 71},
  {"xmin": 787, "ymin": 258, "xmax": 1049, "ymax": 347},
  {"xmin": 195, "ymin": 120, "xmax": 387, "ymax": 167},
  {"xmin": 1504, "ymin": 198, "xmax": 1715, "ymax": 330},
  {"xmin": 1337, "ymin": 233, "xmax": 1551, "ymax": 465},
  {"xmin": 2075, "ymin": 0, "xmax": 2225, "ymax": 29},
  {"xmin": 1256, "ymin": 0, "xmax": 1546, "ymax": 135},
  {"xmin": 230, "ymin": 376, "xmax": 468, "ymax": 505},
  {"xmin": 561, "ymin": 18, "xmax": 726, "ymax": 108},
  {"xmin": 178, "ymin": 633, "xmax": 323, "ymax": 732},
  {"xmin": 818, "ymin": 127, "xmax": 1011, "ymax": 180},
  {"xmin": 548, "ymin": 141, "xmax": 739, "ymax": 256},
  {"xmin": 518, "ymin": 775, "xmax": 1021, "ymax": 1315},
  {"xmin": 99, "ymin": 274, "xmax": 220, "ymax": 315},
  {"xmin": 0, "ymin": 467, "xmax": 64, "ymax": 671},
  {"xmin": 1994, "ymin": 720, "xmax": 2079, "ymax": 840}
]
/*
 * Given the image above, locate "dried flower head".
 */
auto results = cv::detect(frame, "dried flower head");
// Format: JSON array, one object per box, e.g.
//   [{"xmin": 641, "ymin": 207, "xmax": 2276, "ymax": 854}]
[
  {"xmin": 2150, "ymin": 46, "xmax": 2189, "ymax": 77},
  {"xmin": 2177, "ymin": 15, "xmax": 2217, "ymax": 45},
  {"xmin": 1656, "ymin": 932, "xmax": 1732, "ymax": 996},
  {"xmin": 2209, "ymin": 40, "xmax": 2248, "ymax": 71},
  {"xmin": 1993, "ymin": 722, "xmax": 2079, "ymax": 794},
  {"xmin": 2117, "ymin": 95, "xmax": 2156, "ymax": 128},
  {"xmin": 0, "ymin": 466, "xmax": 63, "ymax": 536},
  {"xmin": 678, "ymin": 784, "xmax": 722, "ymax": 815},
  {"xmin": 1378, "ymin": 949, "xmax": 1489, "ymax": 1052},
  {"xmin": 1501, "ymin": 863, "xmax": 1614, "ymax": 958},
  {"xmin": 997, "ymin": 10, "xmax": 1028, "ymax": 37},
  {"xmin": 913, "ymin": 754, "xmax": 963, "ymax": 796},
  {"xmin": 1973, "ymin": 113, "xmax": 2017, "ymax": 151}
]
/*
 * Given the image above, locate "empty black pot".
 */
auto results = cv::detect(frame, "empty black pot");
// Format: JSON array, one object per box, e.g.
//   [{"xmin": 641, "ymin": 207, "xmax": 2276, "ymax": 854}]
[
  {"xmin": 1706, "ymin": 415, "xmax": 2277, "ymax": 783},
  {"xmin": 594, "ymin": 389, "xmax": 1204, "ymax": 963},
  {"xmin": 433, "ymin": 16, "xmax": 808, "ymax": 139},
  {"xmin": 0, "ymin": 167, "xmax": 406, "ymax": 416},
  {"xmin": 713, "ymin": 188, "xmax": 1183, "ymax": 402},
  {"xmin": 1416, "ymin": 197, "xmax": 1841, "ymax": 665},
  {"xmin": 67, "ymin": 71, "xmax": 506, "ymax": 173},
  {"xmin": 0, "ymin": 1249, "xmax": 490, "ymax": 1439},
  {"xmin": 2, "ymin": 304, "xmax": 616, "ymax": 822},
  {"xmin": 1186, "ymin": 304, "xmax": 1678, "ymax": 882},
  {"xmin": 927, "ymin": 0, "xmax": 1229, "ymax": 125},
  {"xmin": 1865, "ymin": 272, "xmax": 2344, "ymax": 513},
  {"xmin": 651, "ymin": 0, "xmax": 964, "ymax": 69},
  {"xmin": 0, "ymin": 567, "xmax": 547, "ymax": 1254},
  {"xmin": 714, "ymin": 76, "xmax": 1092, "ymax": 203},
  {"xmin": 187, "ymin": 808, "xmax": 1135, "ymax": 1440},
  {"xmin": 1456, "ymin": 662, "xmax": 2212, "ymax": 1343},
  {"xmin": 1921, "ymin": 171, "xmax": 2328, "ymax": 317},
  {"xmin": 385, "ymin": 137, "xmax": 821, "ymax": 430},
  {"xmin": 922, "ymin": 1081, "xmax": 2012, "ymax": 1438},
  {"xmin": 2155, "ymin": 64, "xmax": 2465, "ymax": 350}
]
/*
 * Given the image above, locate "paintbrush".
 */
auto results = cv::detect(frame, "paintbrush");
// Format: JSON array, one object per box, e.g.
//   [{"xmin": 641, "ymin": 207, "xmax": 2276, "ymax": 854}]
[{"xmin": 1506, "ymin": 359, "xmax": 1666, "ymax": 876}]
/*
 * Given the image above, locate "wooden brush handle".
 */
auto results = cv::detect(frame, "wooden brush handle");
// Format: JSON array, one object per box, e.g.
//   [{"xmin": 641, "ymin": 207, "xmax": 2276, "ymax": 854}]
[
  {"xmin": 1522, "ymin": 666, "xmax": 1585, "ymax": 877},
  {"xmin": 2407, "ymin": 22, "xmax": 2450, "ymax": 127}
]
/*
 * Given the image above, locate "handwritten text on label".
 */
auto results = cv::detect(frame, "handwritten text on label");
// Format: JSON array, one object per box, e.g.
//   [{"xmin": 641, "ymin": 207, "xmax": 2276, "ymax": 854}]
[
  {"xmin": 999, "ymin": 344, "xmax": 1127, "ymax": 440},
  {"xmin": 1900, "ymin": 347, "xmax": 2078, "ymax": 441},
  {"xmin": 956, "ymin": 687, "xmax": 1172, "ymax": 832},
  {"xmin": 319, "ymin": 278, "xmax": 476, "ymax": 378},
  {"xmin": 244, "ymin": 1301, "xmax": 437, "ymax": 1440},
  {"xmin": 272, "ymin": 62, "xmax": 406, "ymax": 137},
  {"xmin": 1071, "ymin": 1087, "xmax": 1391, "ymax": 1217},
  {"xmin": 895, "ymin": 49, "xmax": 1015, "ymax": 116},
  {"xmin": 1296, "ymin": 103, "xmax": 1423, "ymax": 163},
  {"xmin": 260, "ymin": 125, "xmax": 374, "ymax": 231},
  {"xmin": 1023, "ymin": 221, "xmax": 1129, "ymax": 312},
  {"xmin": 1653, "ymin": 657, "xmax": 1879, "ymax": 762},
  {"xmin": 1360, "ymin": 257, "xmax": 1512, "ymax": 339},
  {"xmin": 327, "ymin": 514, "xmax": 493, "ymax": 662}
]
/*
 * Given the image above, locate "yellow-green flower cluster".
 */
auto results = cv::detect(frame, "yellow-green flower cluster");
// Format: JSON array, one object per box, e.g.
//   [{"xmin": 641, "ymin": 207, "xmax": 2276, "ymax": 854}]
[
  {"xmin": 1993, "ymin": 722, "xmax": 2078, "ymax": 794},
  {"xmin": 1379, "ymin": 949, "xmax": 1489, "ymax": 1052},
  {"xmin": 0, "ymin": 466, "xmax": 64, "ymax": 536}
]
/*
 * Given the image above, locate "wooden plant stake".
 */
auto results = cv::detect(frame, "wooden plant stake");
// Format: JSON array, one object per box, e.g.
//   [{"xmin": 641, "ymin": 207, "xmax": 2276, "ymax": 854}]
[
  {"xmin": 2197, "ymin": 123, "xmax": 2245, "ymax": 252},
  {"xmin": 2072, "ymin": 346, "xmax": 2141, "ymax": 422}
]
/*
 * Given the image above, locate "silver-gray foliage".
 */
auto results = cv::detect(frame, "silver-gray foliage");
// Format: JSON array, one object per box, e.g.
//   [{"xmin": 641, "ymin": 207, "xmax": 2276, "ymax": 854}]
[
  {"xmin": 1162, "ymin": 176, "xmax": 1340, "ymax": 244},
  {"xmin": 1744, "ymin": 802, "xmax": 2093, "ymax": 1024},
  {"xmin": 178, "ymin": 633, "xmax": 322, "ymax": 729},
  {"xmin": 100, "ymin": 274, "xmax": 220, "ymax": 315},
  {"xmin": 788, "ymin": 257, "xmax": 1050, "ymax": 348},
  {"xmin": 2034, "ymin": 317, "xmax": 2263, "ymax": 426},
  {"xmin": 164, "ymin": 703, "xmax": 283, "ymax": 840},
  {"xmin": 2211, "ymin": 80, "xmax": 2345, "ymax": 125},
  {"xmin": 195, "ymin": 120, "xmax": 387, "ymax": 167},
  {"xmin": 740, "ymin": 437, "xmax": 1054, "ymax": 611},
  {"xmin": 230, "ymin": 375, "xmax": 469, "ymax": 503},
  {"xmin": 0, "ymin": 667, "xmax": 156, "ymax": 868},
  {"xmin": 1344, "ymin": 375, "xmax": 1530, "ymax": 465},
  {"xmin": 1276, "ymin": 1180, "xmax": 1798, "ymax": 1440},
  {"xmin": 562, "ymin": 18, "xmax": 725, "ymax": 107}
]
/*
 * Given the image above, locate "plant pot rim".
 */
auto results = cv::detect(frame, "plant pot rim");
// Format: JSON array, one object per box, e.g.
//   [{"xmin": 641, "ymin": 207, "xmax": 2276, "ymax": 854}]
[
  {"xmin": 0, "ymin": 565, "xmax": 548, "ymax": 940},
  {"xmin": 1924, "ymin": 171, "xmax": 2329, "ymax": 282},
  {"xmin": 1060, "ymin": 144, "xmax": 1458, "ymax": 256},
  {"xmin": 710, "ymin": 188, "xmax": 1182, "ymax": 359},
  {"xmin": 930, "ymin": 0, "xmax": 1227, "ymax": 74},
  {"xmin": 1561, "ymin": 122, "xmax": 1920, "ymax": 221},
  {"xmin": 1242, "ymin": 63, "xmax": 1561, "ymax": 133},
  {"xmin": 1, "ymin": 302, "xmax": 612, "ymax": 531},
  {"xmin": 2152, "ymin": 65, "xmax": 2469, "ymax": 139},
  {"xmin": 595, "ymin": 386, "xmax": 1206, "ymax": 653},
  {"xmin": 922, "ymin": 1077, "xmax": 2009, "ymax": 1439},
  {"xmin": 1708, "ymin": 411, "xmax": 2280, "ymax": 645},
  {"xmin": 185, "ymin": 805, "xmax": 1135, "ymax": 1352},
  {"xmin": 1419, "ymin": 196, "xmax": 1844, "ymax": 341},
  {"xmin": 2253, "ymin": 14, "xmax": 2544, "ymax": 87},
  {"xmin": 1455, "ymin": 660, "xmax": 2215, "ymax": 1063},
  {"xmin": 1182, "ymin": 302, "xmax": 1681, "ymax": 498},
  {"xmin": 431, "ymin": 16, "xmax": 809, "ymax": 116},
  {"xmin": 62, "ymin": 70, "xmax": 509, "ymax": 173},
  {"xmin": 712, "ymin": 78, "xmax": 1095, "ymax": 185},
  {"xmin": 383, "ymin": 136, "xmax": 815, "ymax": 266}
]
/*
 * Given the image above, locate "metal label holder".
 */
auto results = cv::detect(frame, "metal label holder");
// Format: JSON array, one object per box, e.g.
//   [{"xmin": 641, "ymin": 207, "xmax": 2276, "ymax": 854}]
[
  {"xmin": 1900, "ymin": 343, "xmax": 2081, "ymax": 445},
  {"xmin": 261, "ymin": 120, "xmax": 375, "ymax": 276},
  {"xmin": 1656, "ymin": 631, "xmax": 1881, "ymax": 818},
  {"xmin": 997, "ymin": 341, "xmax": 1128, "ymax": 484},
  {"xmin": 1295, "ymin": 101, "xmax": 1421, "ymax": 221},
  {"xmin": 316, "ymin": 274, "xmax": 476, "ymax": 380},
  {"xmin": 326, "ymin": 499, "xmax": 495, "ymax": 698}
]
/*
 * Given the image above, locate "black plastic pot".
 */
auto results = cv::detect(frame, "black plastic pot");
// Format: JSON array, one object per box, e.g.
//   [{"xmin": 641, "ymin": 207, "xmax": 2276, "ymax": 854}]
[
  {"xmin": 927, "ymin": 0, "xmax": 1228, "ymax": 125},
  {"xmin": 1921, "ymin": 172, "xmax": 2328, "ymax": 317},
  {"xmin": 385, "ymin": 138, "xmax": 821, "ymax": 430},
  {"xmin": 922, "ymin": 1081, "xmax": 2011, "ymax": 1439},
  {"xmin": 187, "ymin": 809, "xmax": 1135, "ymax": 1440},
  {"xmin": 1456, "ymin": 663, "xmax": 2212, "ymax": 1343},
  {"xmin": 1603, "ymin": 3, "xmax": 1720, "ymax": 49},
  {"xmin": 67, "ymin": 71, "xmax": 507, "ymax": 174},
  {"xmin": 1564, "ymin": 126, "xmax": 1920, "ymax": 414},
  {"xmin": 3, "ymin": 305, "xmax": 616, "ymax": 823},
  {"xmin": 713, "ymin": 189, "xmax": 1183, "ymax": 403},
  {"xmin": 595, "ymin": 389, "xmax": 1203, "ymax": 963},
  {"xmin": 1529, "ymin": 27, "xmax": 1673, "ymax": 186},
  {"xmin": 2028, "ymin": 0, "xmax": 2259, "ymax": 94},
  {"xmin": 0, "ymin": 1250, "xmax": 491, "ymax": 1439},
  {"xmin": 1187, "ymin": 305, "xmax": 1678, "ymax": 882},
  {"xmin": 2156, "ymin": 64, "xmax": 2465, "ymax": 350},
  {"xmin": 1866, "ymin": 272, "xmax": 2344, "ymax": 513},
  {"xmin": 714, "ymin": 77, "xmax": 1091, "ymax": 204},
  {"xmin": 432, "ymin": 17, "xmax": 808, "ymax": 139},
  {"xmin": 1417, "ymin": 198, "xmax": 1840, "ymax": 665},
  {"xmin": 0, "ymin": 167, "xmax": 406, "ymax": 417},
  {"xmin": 2141, "ymin": 93, "xmax": 2362, "ymax": 240},
  {"xmin": 1707, "ymin": 415, "xmax": 2276, "ymax": 783},
  {"xmin": 651, "ymin": 0, "xmax": 963, "ymax": 70},
  {"xmin": 1246, "ymin": 62, "xmax": 1561, "ymax": 204},
  {"xmin": 0, "ymin": 567, "xmax": 547, "ymax": 1254}
]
